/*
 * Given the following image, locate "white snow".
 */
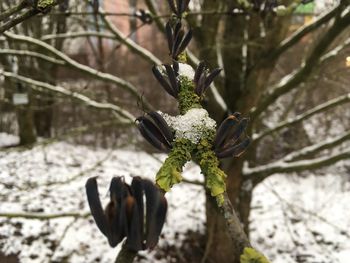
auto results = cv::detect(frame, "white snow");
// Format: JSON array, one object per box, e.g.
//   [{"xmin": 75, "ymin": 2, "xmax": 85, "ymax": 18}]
[
  {"xmin": 0, "ymin": 132, "xmax": 19, "ymax": 147},
  {"xmin": 178, "ymin": 63, "xmax": 195, "ymax": 80},
  {"xmin": 0, "ymin": 134, "xmax": 349, "ymax": 263},
  {"xmin": 160, "ymin": 108, "xmax": 216, "ymax": 144}
]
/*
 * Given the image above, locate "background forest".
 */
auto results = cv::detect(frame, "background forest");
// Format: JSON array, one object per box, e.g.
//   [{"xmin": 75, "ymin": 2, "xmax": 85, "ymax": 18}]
[{"xmin": 0, "ymin": 0, "xmax": 349, "ymax": 263}]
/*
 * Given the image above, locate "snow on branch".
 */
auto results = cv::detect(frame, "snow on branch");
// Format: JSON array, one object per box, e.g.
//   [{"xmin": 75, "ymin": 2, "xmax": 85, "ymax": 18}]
[
  {"xmin": 250, "ymin": 7, "xmax": 350, "ymax": 120},
  {"xmin": 41, "ymin": 31, "xmax": 116, "ymax": 41},
  {"xmin": 244, "ymin": 148, "xmax": 350, "ymax": 181},
  {"xmin": 269, "ymin": 3, "xmax": 341, "ymax": 61},
  {"xmin": 0, "ymin": 211, "xmax": 89, "ymax": 220},
  {"xmin": 0, "ymin": 49, "xmax": 65, "ymax": 65},
  {"xmin": 253, "ymin": 93, "xmax": 350, "ymax": 142},
  {"xmin": 0, "ymin": 9, "xmax": 39, "ymax": 34},
  {"xmin": 283, "ymin": 130, "xmax": 350, "ymax": 162},
  {"xmin": 1, "ymin": 71, "xmax": 136, "ymax": 122},
  {"xmin": 0, "ymin": 0, "xmax": 61, "ymax": 34},
  {"xmin": 100, "ymin": 8, "xmax": 162, "ymax": 65},
  {"xmin": 3, "ymin": 31, "xmax": 153, "ymax": 111},
  {"xmin": 0, "ymin": 0, "xmax": 27, "ymax": 22},
  {"xmin": 320, "ymin": 37, "xmax": 350, "ymax": 63}
]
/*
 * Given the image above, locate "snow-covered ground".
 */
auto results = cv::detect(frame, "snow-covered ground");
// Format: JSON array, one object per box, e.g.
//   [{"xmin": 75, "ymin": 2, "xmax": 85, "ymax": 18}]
[{"xmin": 0, "ymin": 136, "xmax": 349, "ymax": 263}]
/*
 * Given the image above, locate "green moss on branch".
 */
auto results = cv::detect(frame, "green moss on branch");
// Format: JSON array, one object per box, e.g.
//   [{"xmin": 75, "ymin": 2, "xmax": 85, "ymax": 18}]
[
  {"xmin": 178, "ymin": 76, "xmax": 201, "ymax": 114},
  {"xmin": 156, "ymin": 139, "xmax": 195, "ymax": 191}
]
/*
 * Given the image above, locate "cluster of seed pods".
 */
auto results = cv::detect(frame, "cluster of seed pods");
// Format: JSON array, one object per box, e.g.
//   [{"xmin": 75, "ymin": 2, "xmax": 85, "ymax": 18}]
[
  {"xmin": 136, "ymin": 111, "xmax": 250, "ymax": 159},
  {"xmin": 86, "ymin": 177, "xmax": 167, "ymax": 251}
]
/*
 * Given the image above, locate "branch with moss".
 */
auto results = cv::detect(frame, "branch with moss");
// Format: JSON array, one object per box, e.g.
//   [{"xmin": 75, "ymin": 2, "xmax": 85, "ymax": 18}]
[{"xmin": 252, "ymin": 93, "xmax": 350, "ymax": 143}]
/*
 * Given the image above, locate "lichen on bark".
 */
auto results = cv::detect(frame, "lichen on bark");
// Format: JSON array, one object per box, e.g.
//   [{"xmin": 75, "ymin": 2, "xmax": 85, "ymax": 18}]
[
  {"xmin": 37, "ymin": 0, "xmax": 54, "ymax": 9},
  {"xmin": 240, "ymin": 247, "xmax": 270, "ymax": 263},
  {"xmin": 195, "ymin": 138, "xmax": 226, "ymax": 206},
  {"xmin": 156, "ymin": 138, "xmax": 195, "ymax": 191},
  {"xmin": 178, "ymin": 76, "xmax": 201, "ymax": 114}
]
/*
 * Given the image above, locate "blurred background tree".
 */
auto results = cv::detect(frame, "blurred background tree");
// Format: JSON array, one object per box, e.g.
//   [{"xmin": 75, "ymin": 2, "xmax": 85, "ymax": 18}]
[{"xmin": 0, "ymin": 0, "xmax": 349, "ymax": 262}]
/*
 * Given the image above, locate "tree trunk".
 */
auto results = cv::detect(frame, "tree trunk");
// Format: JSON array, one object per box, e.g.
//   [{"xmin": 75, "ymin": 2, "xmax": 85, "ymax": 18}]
[
  {"xmin": 16, "ymin": 104, "xmax": 36, "ymax": 145},
  {"xmin": 204, "ymin": 160, "xmax": 253, "ymax": 263}
]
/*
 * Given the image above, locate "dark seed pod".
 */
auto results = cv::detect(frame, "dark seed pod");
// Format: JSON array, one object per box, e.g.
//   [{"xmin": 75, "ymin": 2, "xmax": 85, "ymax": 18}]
[
  {"xmin": 165, "ymin": 21, "xmax": 192, "ymax": 60},
  {"xmin": 85, "ymin": 177, "xmax": 168, "ymax": 251},
  {"xmin": 148, "ymin": 111, "xmax": 174, "ymax": 143},
  {"xmin": 136, "ymin": 113, "xmax": 174, "ymax": 152},
  {"xmin": 215, "ymin": 137, "xmax": 250, "ymax": 159},
  {"xmin": 167, "ymin": 0, "xmax": 190, "ymax": 17},
  {"xmin": 213, "ymin": 113, "xmax": 250, "ymax": 159},
  {"xmin": 194, "ymin": 61, "xmax": 206, "ymax": 85},
  {"xmin": 143, "ymin": 180, "xmax": 167, "ymax": 248},
  {"xmin": 109, "ymin": 177, "xmax": 129, "ymax": 246},
  {"xmin": 213, "ymin": 115, "xmax": 240, "ymax": 151},
  {"xmin": 193, "ymin": 62, "xmax": 221, "ymax": 96},
  {"xmin": 222, "ymin": 118, "xmax": 249, "ymax": 148},
  {"xmin": 175, "ymin": 29, "xmax": 192, "ymax": 58},
  {"xmin": 202, "ymin": 68, "xmax": 221, "ymax": 93},
  {"xmin": 86, "ymin": 177, "xmax": 108, "ymax": 236},
  {"xmin": 164, "ymin": 64, "xmax": 179, "ymax": 95},
  {"xmin": 137, "ymin": 117, "xmax": 172, "ymax": 152},
  {"xmin": 152, "ymin": 65, "xmax": 177, "ymax": 98}
]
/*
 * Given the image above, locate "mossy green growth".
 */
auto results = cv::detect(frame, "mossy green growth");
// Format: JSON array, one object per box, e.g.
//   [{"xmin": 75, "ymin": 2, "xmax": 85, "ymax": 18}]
[
  {"xmin": 178, "ymin": 76, "xmax": 201, "ymax": 114},
  {"xmin": 240, "ymin": 247, "xmax": 270, "ymax": 263},
  {"xmin": 177, "ymin": 52, "xmax": 187, "ymax": 63},
  {"xmin": 195, "ymin": 138, "xmax": 227, "ymax": 206},
  {"xmin": 38, "ymin": 0, "xmax": 54, "ymax": 9},
  {"xmin": 156, "ymin": 138, "xmax": 195, "ymax": 191}
]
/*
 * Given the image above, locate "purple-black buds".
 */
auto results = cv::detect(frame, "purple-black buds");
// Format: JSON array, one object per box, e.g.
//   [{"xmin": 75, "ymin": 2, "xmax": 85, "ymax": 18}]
[
  {"xmin": 213, "ymin": 113, "xmax": 250, "ymax": 159},
  {"xmin": 194, "ymin": 61, "xmax": 221, "ymax": 96},
  {"xmin": 86, "ymin": 176, "xmax": 167, "ymax": 251},
  {"xmin": 165, "ymin": 21, "xmax": 192, "ymax": 60},
  {"xmin": 136, "ymin": 112, "xmax": 174, "ymax": 152},
  {"xmin": 167, "ymin": 0, "xmax": 190, "ymax": 18},
  {"xmin": 152, "ymin": 64, "xmax": 180, "ymax": 98}
]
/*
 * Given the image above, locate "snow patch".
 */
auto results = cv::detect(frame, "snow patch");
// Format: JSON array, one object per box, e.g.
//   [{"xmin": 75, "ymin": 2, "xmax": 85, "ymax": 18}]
[{"xmin": 160, "ymin": 108, "xmax": 216, "ymax": 144}]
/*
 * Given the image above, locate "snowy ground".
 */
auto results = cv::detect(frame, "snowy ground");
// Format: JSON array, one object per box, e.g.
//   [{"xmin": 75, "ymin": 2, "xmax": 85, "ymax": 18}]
[{"xmin": 0, "ymin": 136, "xmax": 349, "ymax": 263}]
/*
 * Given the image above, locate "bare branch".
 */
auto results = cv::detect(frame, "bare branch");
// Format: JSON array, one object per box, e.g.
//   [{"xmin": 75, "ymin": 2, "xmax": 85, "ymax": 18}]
[
  {"xmin": 219, "ymin": 193, "xmax": 251, "ymax": 253},
  {"xmin": 3, "ymin": 31, "xmax": 153, "ymax": 110},
  {"xmin": 0, "ymin": 0, "xmax": 28, "ymax": 22},
  {"xmin": 283, "ymin": 130, "xmax": 350, "ymax": 162},
  {"xmin": 41, "ymin": 31, "xmax": 116, "ymax": 41},
  {"xmin": 100, "ymin": 8, "xmax": 162, "ymax": 65},
  {"xmin": 320, "ymin": 37, "xmax": 350, "ymax": 63},
  {"xmin": 0, "ymin": 211, "xmax": 90, "ymax": 220},
  {"xmin": 144, "ymin": 0, "xmax": 165, "ymax": 32},
  {"xmin": 268, "ymin": 3, "xmax": 342, "ymax": 61},
  {"xmin": 251, "ymin": 8, "xmax": 350, "ymax": 120},
  {"xmin": 0, "ymin": 48, "xmax": 65, "ymax": 65},
  {"xmin": 1, "ymin": 71, "xmax": 136, "ymax": 121},
  {"xmin": 253, "ymin": 93, "xmax": 350, "ymax": 142},
  {"xmin": 244, "ymin": 148, "xmax": 350, "ymax": 181},
  {"xmin": 0, "ymin": 8, "xmax": 39, "ymax": 34}
]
